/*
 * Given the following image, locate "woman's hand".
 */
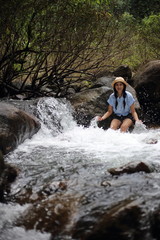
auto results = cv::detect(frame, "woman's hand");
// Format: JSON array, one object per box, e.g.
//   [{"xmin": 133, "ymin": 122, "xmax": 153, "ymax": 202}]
[
  {"xmin": 96, "ymin": 106, "xmax": 112, "ymax": 122},
  {"xmin": 96, "ymin": 116, "xmax": 103, "ymax": 121},
  {"xmin": 135, "ymin": 119, "xmax": 143, "ymax": 124}
]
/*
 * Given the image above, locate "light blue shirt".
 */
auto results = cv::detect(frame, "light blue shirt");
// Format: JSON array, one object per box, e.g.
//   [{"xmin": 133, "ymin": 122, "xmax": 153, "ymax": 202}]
[{"xmin": 107, "ymin": 91, "xmax": 135, "ymax": 116}]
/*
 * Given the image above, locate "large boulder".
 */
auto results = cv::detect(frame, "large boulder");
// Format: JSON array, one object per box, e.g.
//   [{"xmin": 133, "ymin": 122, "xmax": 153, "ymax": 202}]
[
  {"xmin": 69, "ymin": 86, "xmax": 113, "ymax": 128},
  {"xmin": 72, "ymin": 199, "xmax": 145, "ymax": 240},
  {"xmin": 15, "ymin": 183, "xmax": 80, "ymax": 237},
  {"xmin": 0, "ymin": 102, "xmax": 40, "ymax": 201},
  {"xmin": 112, "ymin": 65, "xmax": 132, "ymax": 82},
  {"xmin": 133, "ymin": 60, "xmax": 160, "ymax": 125},
  {"xmin": 0, "ymin": 102, "xmax": 41, "ymax": 155}
]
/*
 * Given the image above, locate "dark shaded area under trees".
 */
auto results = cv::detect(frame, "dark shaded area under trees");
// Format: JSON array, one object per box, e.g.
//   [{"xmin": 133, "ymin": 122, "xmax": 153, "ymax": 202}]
[{"xmin": 0, "ymin": 0, "xmax": 159, "ymax": 99}]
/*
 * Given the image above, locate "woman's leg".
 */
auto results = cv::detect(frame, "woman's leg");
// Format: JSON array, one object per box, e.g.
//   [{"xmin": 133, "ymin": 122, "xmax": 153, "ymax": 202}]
[
  {"xmin": 120, "ymin": 118, "xmax": 133, "ymax": 132},
  {"xmin": 110, "ymin": 119, "xmax": 121, "ymax": 130}
]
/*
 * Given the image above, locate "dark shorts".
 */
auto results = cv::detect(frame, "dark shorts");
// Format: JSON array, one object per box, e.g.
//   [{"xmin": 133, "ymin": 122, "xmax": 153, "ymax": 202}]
[{"xmin": 112, "ymin": 113, "xmax": 134, "ymax": 123}]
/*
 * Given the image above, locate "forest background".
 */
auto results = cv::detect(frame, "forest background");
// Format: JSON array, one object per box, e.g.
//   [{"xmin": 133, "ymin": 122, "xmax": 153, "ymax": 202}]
[{"xmin": 0, "ymin": 0, "xmax": 160, "ymax": 99}]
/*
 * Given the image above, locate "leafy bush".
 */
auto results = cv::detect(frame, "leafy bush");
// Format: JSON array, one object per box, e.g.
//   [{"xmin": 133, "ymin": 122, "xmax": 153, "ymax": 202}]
[{"xmin": 0, "ymin": 0, "xmax": 159, "ymax": 98}]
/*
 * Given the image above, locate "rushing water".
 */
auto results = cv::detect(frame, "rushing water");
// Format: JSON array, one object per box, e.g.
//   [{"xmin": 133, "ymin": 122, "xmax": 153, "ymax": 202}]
[{"xmin": 1, "ymin": 97, "xmax": 160, "ymax": 240}]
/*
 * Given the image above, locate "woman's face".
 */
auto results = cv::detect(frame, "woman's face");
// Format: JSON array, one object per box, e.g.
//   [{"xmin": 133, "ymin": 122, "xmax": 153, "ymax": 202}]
[{"xmin": 114, "ymin": 82, "xmax": 125, "ymax": 93}]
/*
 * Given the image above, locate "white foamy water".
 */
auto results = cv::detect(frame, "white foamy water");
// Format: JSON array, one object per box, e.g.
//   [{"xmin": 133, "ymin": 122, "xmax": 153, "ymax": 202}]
[
  {"xmin": 2, "ymin": 97, "xmax": 160, "ymax": 239},
  {"xmin": 15, "ymin": 114, "xmax": 160, "ymax": 168},
  {"xmin": 6, "ymin": 97, "xmax": 160, "ymax": 188}
]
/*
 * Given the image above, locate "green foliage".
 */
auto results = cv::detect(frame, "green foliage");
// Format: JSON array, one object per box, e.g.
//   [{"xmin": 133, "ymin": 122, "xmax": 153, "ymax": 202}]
[
  {"xmin": 106, "ymin": 0, "xmax": 131, "ymax": 16},
  {"xmin": 120, "ymin": 13, "xmax": 160, "ymax": 70},
  {"xmin": 0, "ymin": 0, "xmax": 160, "ymax": 97},
  {"xmin": 104, "ymin": 0, "xmax": 160, "ymax": 19},
  {"xmin": 141, "ymin": 14, "xmax": 160, "ymax": 36},
  {"xmin": 140, "ymin": 14, "xmax": 160, "ymax": 58},
  {"xmin": 129, "ymin": 0, "xmax": 160, "ymax": 19}
]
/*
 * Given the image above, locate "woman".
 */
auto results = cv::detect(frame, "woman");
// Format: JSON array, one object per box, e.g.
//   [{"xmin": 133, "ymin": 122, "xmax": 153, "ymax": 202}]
[{"xmin": 98, "ymin": 77, "xmax": 141, "ymax": 132}]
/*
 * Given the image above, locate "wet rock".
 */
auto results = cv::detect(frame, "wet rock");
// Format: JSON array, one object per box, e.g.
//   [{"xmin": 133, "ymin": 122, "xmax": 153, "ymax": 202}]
[
  {"xmin": 150, "ymin": 207, "xmax": 160, "ymax": 240},
  {"xmin": 4, "ymin": 164, "xmax": 19, "ymax": 184},
  {"xmin": 14, "ymin": 187, "xmax": 34, "ymax": 205},
  {"xmin": 0, "ymin": 163, "xmax": 19, "ymax": 201},
  {"xmin": 108, "ymin": 162, "xmax": 153, "ymax": 175},
  {"xmin": 0, "ymin": 102, "xmax": 40, "ymax": 201},
  {"xmin": 72, "ymin": 198, "xmax": 146, "ymax": 240},
  {"xmin": 14, "ymin": 181, "xmax": 78, "ymax": 237},
  {"xmin": 101, "ymin": 181, "xmax": 111, "ymax": 187},
  {"xmin": 145, "ymin": 138, "xmax": 158, "ymax": 144},
  {"xmin": 15, "ymin": 181, "xmax": 68, "ymax": 205},
  {"xmin": 0, "ymin": 102, "xmax": 41, "ymax": 154},
  {"xmin": 0, "ymin": 150, "xmax": 5, "ymax": 174},
  {"xmin": 16, "ymin": 195, "xmax": 80, "ymax": 236},
  {"xmin": 133, "ymin": 60, "xmax": 160, "ymax": 126},
  {"xmin": 69, "ymin": 86, "xmax": 113, "ymax": 128},
  {"xmin": 113, "ymin": 65, "xmax": 132, "ymax": 82},
  {"xmin": 0, "ymin": 151, "xmax": 9, "ymax": 201},
  {"xmin": 14, "ymin": 94, "xmax": 28, "ymax": 100}
]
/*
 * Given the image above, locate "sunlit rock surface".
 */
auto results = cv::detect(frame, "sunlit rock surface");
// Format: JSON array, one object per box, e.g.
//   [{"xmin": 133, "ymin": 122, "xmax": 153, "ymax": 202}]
[{"xmin": 0, "ymin": 102, "xmax": 41, "ymax": 155}]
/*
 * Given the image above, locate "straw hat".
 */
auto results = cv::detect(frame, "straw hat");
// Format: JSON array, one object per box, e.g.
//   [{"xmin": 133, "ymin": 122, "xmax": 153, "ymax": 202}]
[{"xmin": 112, "ymin": 77, "xmax": 128, "ymax": 87}]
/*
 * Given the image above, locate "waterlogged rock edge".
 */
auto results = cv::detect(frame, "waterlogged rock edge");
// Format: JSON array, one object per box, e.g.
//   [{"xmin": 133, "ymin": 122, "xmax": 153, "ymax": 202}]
[
  {"xmin": 0, "ymin": 102, "xmax": 41, "ymax": 155},
  {"xmin": 8, "ymin": 160, "xmax": 160, "ymax": 240},
  {"xmin": 108, "ymin": 161, "xmax": 154, "ymax": 175},
  {"xmin": 0, "ymin": 102, "xmax": 41, "ymax": 202},
  {"xmin": 0, "ymin": 160, "xmax": 19, "ymax": 202},
  {"xmin": 72, "ymin": 198, "xmax": 145, "ymax": 240},
  {"xmin": 14, "ymin": 188, "xmax": 160, "ymax": 240}
]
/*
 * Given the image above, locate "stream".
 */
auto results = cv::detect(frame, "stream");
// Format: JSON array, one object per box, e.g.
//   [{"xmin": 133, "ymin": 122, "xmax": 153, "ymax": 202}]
[{"xmin": 1, "ymin": 97, "xmax": 160, "ymax": 240}]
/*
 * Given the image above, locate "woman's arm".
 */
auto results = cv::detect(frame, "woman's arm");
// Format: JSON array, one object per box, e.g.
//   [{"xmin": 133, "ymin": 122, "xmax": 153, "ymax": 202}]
[
  {"xmin": 98, "ymin": 105, "xmax": 113, "ymax": 121},
  {"xmin": 130, "ymin": 104, "xmax": 141, "ymax": 122}
]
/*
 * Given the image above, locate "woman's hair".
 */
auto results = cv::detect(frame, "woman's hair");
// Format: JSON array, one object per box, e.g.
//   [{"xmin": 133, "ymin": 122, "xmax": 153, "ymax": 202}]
[{"xmin": 114, "ymin": 83, "xmax": 126, "ymax": 109}]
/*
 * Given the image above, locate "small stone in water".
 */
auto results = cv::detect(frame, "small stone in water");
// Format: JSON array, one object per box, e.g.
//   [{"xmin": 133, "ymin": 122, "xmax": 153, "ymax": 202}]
[
  {"xmin": 145, "ymin": 138, "xmax": 158, "ymax": 144},
  {"xmin": 101, "ymin": 181, "xmax": 111, "ymax": 187}
]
